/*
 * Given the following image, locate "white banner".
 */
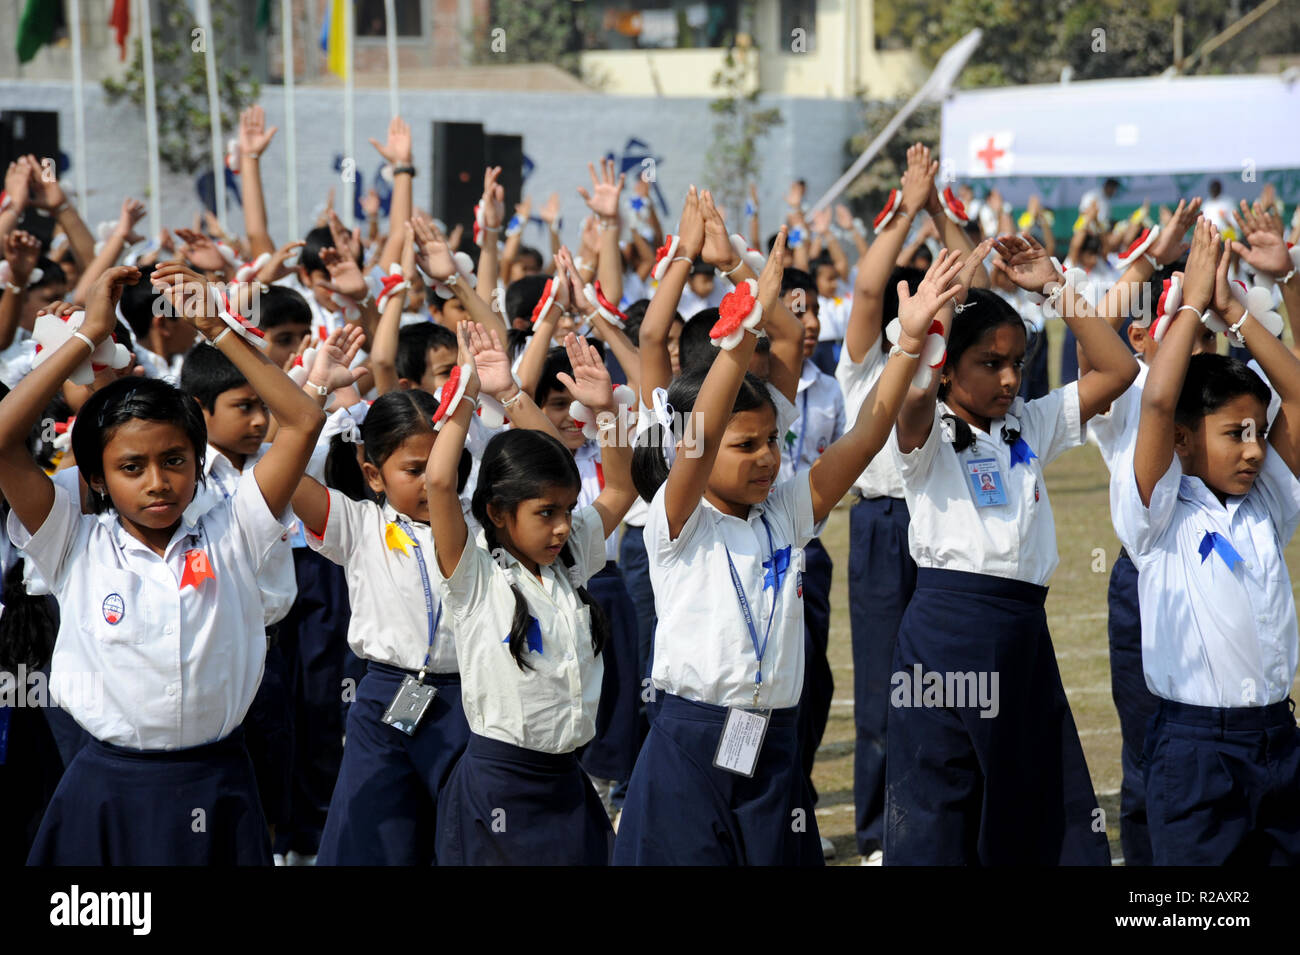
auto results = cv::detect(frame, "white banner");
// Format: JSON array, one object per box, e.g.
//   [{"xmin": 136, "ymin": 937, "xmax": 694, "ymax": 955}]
[{"xmin": 941, "ymin": 74, "xmax": 1300, "ymax": 178}]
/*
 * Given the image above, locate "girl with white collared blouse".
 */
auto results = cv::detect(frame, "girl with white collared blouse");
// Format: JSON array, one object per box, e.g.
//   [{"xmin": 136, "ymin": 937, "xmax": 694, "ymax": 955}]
[
  {"xmin": 427, "ymin": 324, "xmax": 639, "ymax": 865},
  {"xmin": 612, "ymin": 233, "xmax": 966, "ymax": 866},
  {"xmin": 0, "ymin": 263, "xmax": 324, "ymax": 865}
]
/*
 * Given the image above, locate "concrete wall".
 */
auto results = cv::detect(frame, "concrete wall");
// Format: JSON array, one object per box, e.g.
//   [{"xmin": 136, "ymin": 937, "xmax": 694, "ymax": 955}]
[{"xmin": 0, "ymin": 80, "xmax": 862, "ymax": 246}]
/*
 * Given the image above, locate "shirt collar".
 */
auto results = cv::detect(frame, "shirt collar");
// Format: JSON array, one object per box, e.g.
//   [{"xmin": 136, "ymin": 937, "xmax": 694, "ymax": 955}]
[
  {"xmin": 797, "ymin": 360, "xmax": 819, "ymax": 394},
  {"xmin": 698, "ymin": 493, "xmax": 769, "ymax": 524},
  {"xmin": 103, "ymin": 508, "xmax": 201, "ymax": 562}
]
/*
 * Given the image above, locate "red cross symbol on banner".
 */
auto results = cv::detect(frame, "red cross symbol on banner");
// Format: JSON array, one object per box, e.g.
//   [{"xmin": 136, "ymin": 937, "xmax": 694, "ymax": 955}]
[{"xmin": 976, "ymin": 137, "xmax": 1006, "ymax": 172}]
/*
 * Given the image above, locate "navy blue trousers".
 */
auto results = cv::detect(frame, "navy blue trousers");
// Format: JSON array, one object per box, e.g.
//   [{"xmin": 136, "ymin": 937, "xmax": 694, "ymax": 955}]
[
  {"xmin": 437, "ymin": 733, "xmax": 613, "ymax": 865},
  {"xmin": 618, "ymin": 525, "xmax": 656, "ymax": 733},
  {"xmin": 243, "ymin": 640, "xmax": 293, "ymax": 832},
  {"xmin": 849, "ymin": 495, "xmax": 916, "ymax": 856},
  {"xmin": 795, "ymin": 537, "xmax": 833, "ymax": 804},
  {"xmin": 27, "ymin": 728, "xmax": 271, "ymax": 866},
  {"xmin": 613, "ymin": 693, "xmax": 824, "ymax": 866},
  {"xmin": 316, "ymin": 662, "xmax": 468, "ymax": 866},
  {"xmin": 885, "ymin": 569, "xmax": 1109, "ymax": 866},
  {"xmin": 273, "ymin": 547, "xmax": 352, "ymax": 856},
  {"xmin": 1107, "ymin": 550, "xmax": 1157, "ymax": 865},
  {"xmin": 1145, "ymin": 698, "xmax": 1300, "ymax": 865},
  {"xmin": 578, "ymin": 563, "xmax": 641, "ymax": 783}
]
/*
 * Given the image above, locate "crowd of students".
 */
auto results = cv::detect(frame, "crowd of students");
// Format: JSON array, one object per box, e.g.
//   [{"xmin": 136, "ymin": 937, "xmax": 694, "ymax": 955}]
[{"xmin": 1, "ymin": 103, "xmax": 1299, "ymax": 866}]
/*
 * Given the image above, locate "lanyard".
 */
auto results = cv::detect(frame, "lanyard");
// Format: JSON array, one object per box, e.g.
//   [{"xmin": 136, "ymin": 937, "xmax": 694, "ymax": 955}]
[
  {"xmin": 723, "ymin": 515, "xmax": 779, "ymax": 706},
  {"xmin": 209, "ymin": 468, "xmax": 233, "ymax": 500},
  {"xmin": 396, "ymin": 519, "xmax": 443, "ymax": 681}
]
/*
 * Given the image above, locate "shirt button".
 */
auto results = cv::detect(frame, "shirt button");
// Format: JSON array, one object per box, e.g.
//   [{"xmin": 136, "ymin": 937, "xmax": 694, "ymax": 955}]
[
  {"xmin": 164, "ymin": 625, "xmax": 174, "ymax": 635},
  {"xmin": 166, "ymin": 684, "xmax": 177, "ymax": 697}
]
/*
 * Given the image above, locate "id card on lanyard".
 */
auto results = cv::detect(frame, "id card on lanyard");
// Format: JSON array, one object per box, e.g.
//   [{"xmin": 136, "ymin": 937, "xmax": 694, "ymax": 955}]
[
  {"xmin": 380, "ymin": 519, "xmax": 445, "ymax": 736},
  {"xmin": 713, "ymin": 515, "xmax": 780, "ymax": 777}
]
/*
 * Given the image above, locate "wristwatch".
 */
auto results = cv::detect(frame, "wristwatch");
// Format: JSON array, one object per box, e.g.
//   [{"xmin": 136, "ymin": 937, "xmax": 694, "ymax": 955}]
[{"xmin": 392, "ymin": 164, "xmax": 416, "ymax": 178}]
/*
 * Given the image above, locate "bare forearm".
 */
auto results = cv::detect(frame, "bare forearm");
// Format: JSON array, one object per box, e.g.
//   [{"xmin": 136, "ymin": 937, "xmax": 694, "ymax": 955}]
[
  {"xmin": 72, "ymin": 233, "xmax": 129, "ymax": 305},
  {"xmin": 597, "ymin": 219, "xmax": 622, "ymax": 308},
  {"xmin": 241, "ymin": 159, "xmax": 274, "ymax": 257},
  {"xmin": 56, "ymin": 207, "xmax": 96, "ymax": 270}
]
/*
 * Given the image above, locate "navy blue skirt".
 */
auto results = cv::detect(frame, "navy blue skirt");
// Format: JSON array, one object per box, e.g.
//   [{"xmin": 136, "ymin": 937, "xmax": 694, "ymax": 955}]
[
  {"xmin": 27, "ymin": 727, "xmax": 272, "ymax": 866},
  {"xmin": 436, "ymin": 733, "xmax": 613, "ymax": 865},
  {"xmin": 613, "ymin": 693, "xmax": 824, "ymax": 866},
  {"xmin": 578, "ymin": 563, "xmax": 641, "ymax": 782},
  {"xmin": 316, "ymin": 662, "xmax": 468, "ymax": 866},
  {"xmin": 884, "ymin": 569, "xmax": 1109, "ymax": 866}
]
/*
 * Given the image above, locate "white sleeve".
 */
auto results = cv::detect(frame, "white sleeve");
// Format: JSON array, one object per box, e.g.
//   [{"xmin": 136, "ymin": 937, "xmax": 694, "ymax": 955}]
[
  {"xmin": 304, "ymin": 489, "xmax": 368, "ymax": 565},
  {"xmin": 1110, "ymin": 445, "xmax": 1181, "ymax": 560},
  {"xmin": 768, "ymin": 384, "xmax": 798, "ymax": 436},
  {"xmin": 1019, "ymin": 381, "xmax": 1083, "ymax": 467},
  {"xmin": 566, "ymin": 505, "xmax": 608, "ymax": 585},
  {"xmin": 231, "ymin": 469, "xmax": 296, "ymax": 575},
  {"xmin": 767, "ymin": 472, "xmax": 821, "ymax": 547},
  {"xmin": 646, "ymin": 482, "xmax": 708, "ymax": 566},
  {"xmin": 1251, "ymin": 445, "xmax": 1300, "ymax": 546},
  {"xmin": 891, "ymin": 404, "xmax": 943, "ymax": 486},
  {"xmin": 5, "ymin": 481, "xmax": 83, "ymax": 592}
]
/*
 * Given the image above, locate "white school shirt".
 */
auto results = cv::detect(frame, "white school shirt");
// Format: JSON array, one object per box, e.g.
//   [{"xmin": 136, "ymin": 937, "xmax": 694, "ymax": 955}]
[
  {"xmin": 1110, "ymin": 444, "xmax": 1300, "ymax": 708},
  {"xmin": 305, "ymin": 491, "xmax": 458, "ymax": 673},
  {"xmin": 6, "ymin": 470, "xmax": 292, "ymax": 749},
  {"xmin": 192, "ymin": 443, "xmax": 297, "ymax": 625},
  {"xmin": 1086, "ymin": 360, "xmax": 1150, "ymax": 474},
  {"xmin": 678, "ymin": 283, "xmax": 726, "ymax": 320},
  {"xmin": 439, "ymin": 506, "xmax": 607, "ymax": 753},
  {"xmin": 133, "ymin": 344, "xmax": 186, "ymax": 384},
  {"xmin": 0, "ymin": 331, "xmax": 35, "ymax": 390},
  {"xmin": 778, "ymin": 359, "xmax": 845, "ymax": 483},
  {"xmin": 817, "ymin": 294, "xmax": 853, "ymax": 342},
  {"xmin": 890, "ymin": 383, "xmax": 1084, "ymax": 586},
  {"xmin": 836, "ymin": 333, "xmax": 905, "ymax": 499},
  {"xmin": 646, "ymin": 473, "xmax": 822, "ymax": 710},
  {"xmin": 575, "ymin": 441, "xmax": 618, "ymax": 564}
]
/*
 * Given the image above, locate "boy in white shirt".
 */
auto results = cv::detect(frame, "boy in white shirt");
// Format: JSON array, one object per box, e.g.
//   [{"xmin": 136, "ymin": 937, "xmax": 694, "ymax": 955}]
[{"xmin": 1112, "ymin": 219, "xmax": 1300, "ymax": 864}]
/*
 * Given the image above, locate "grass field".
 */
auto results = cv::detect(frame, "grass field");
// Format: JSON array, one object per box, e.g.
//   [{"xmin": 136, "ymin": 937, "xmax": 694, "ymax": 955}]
[{"xmin": 808, "ymin": 327, "xmax": 1300, "ymax": 865}]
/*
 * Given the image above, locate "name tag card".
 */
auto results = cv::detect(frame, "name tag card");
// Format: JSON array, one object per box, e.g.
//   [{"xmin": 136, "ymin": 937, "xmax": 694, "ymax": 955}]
[
  {"xmin": 966, "ymin": 457, "xmax": 1007, "ymax": 507},
  {"xmin": 713, "ymin": 707, "xmax": 770, "ymax": 777},
  {"xmin": 382, "ymin": 676, "xmax": 438, "ymax": 736}
]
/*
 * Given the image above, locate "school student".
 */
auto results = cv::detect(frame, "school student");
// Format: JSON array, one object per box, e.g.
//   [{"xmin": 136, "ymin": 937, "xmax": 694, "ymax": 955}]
[
  {"xmin": 1080, "ymin": 197, "xmax": 1204, "ymax": 867},
  {"xmin": 886, "ymin": 231, "xmax": 1138, "ymax": 866},
  {"xmin": 776, "ymin": 267, "xmax": 844, "ymax": 811},
  {"xmin": 613, "ymin": 233, "xmax": 966, "ymax": 865},
  {"xmin": 1113, "ymin": 219, "xmax": 1300, "ymax": 865},
  {"xmin": 428, "ymin": 324, "xmax": 639, "ymax": 865},
  {"xmin": 0, "ymin": 263, "xmax": 324, "ymax": 864}
]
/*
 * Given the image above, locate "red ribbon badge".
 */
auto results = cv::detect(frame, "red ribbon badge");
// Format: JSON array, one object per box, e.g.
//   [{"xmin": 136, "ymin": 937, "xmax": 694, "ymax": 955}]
[{"xmin": 179, "ymin": 548, "xmax": 216, "ymax": 590}]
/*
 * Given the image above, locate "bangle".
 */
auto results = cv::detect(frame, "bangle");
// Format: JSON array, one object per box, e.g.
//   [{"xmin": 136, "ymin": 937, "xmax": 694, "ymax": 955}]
[
  {"xmin": 209, "ymin": 327, "xmax": 232, "ymax": 347},
  {"xmin": 501, "ymin": 387, "xmax": 525, "ymax": 410},
  {"xmin": 246, "ymin": 152, "xmax": 259, "ymax": 161},
  {"xmin": 889, "ymin": 343, "xmax": 921, "ymax": 360},
  {"xmin": 71, "ymin": 331, "xmax": 95, "ymax": 352},
  {"xmin": 1175, "ymin": 305, "xmax": 1203, "ymax": 322},
  {"xmin": 392, "ymin": 164, "xmax": 416, "ymax": 177},
  {"xmin": 596, "ymin": 413, "xmax": 618, "ymax": 437},
  {"xmin": 52, "ymin": 201, "xmax": 70, "ymax": 215},
  {"xmin": 722, "ymin": 259, "xmax": 745, "ymax": 278},
  {"xmin": 1227, "ymin": 313, "xmax": 1248, "ymax": 346},
  {"xmin": 4, "ymin": 281, "xmax": 22, "ymax": 294},
  {"xmin": 482, "ymin": 225, "xmax": 501, "ymax": 235},
  {"xmin": 1280, "ymin": 268, "xmax": 1297, "ymax": 285},
  {"xmin": 1143, "ymin": 253, "xmax": 1157, "ymax": 269},
  {"xmin": 670, "ymin": 255, "xmax": 692, "ymax": 267},
  {"xmin": 307, "ymin": 381, "xmax": 329, "ymax": 398}
]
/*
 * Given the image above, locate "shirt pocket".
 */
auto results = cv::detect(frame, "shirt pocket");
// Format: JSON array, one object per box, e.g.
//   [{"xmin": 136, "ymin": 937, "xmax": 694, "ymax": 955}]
[{"xmin": 79, "ymin": 567, "xmax": 147, "ymax": 647}]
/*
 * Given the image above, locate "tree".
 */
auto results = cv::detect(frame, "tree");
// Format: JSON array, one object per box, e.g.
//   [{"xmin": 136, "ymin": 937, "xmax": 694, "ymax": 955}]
[
  {"xmin": 469, "ymin": 0, "xmax": 587, "ymax": 78},
  {"xmin": 705, "ymin": 41, "xmax": 784, "ymax": 221},
  {"xmin": 102, "ymin": 0, "xmax": 259, "ymax": 177}
]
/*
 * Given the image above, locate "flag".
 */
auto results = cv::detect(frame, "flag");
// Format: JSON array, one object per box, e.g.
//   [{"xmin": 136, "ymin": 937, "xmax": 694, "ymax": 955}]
[
  {"xmin": 256, "ymin": 0, "xmax": 271, "ymax": 30},
  {"xmin": 16, "ymin": 0, "xmax": 64, "ymax": 64},
  {"xmin": 110, "ymin": 0, "xmax": 130, "ymax": 61},
  {"xmin": 968, "ymin": 131, "xmax": 1014, "ymax": 175},
  {"xmin": 320, "ymin": 0, "xmax": 348, "ymax": 79}
]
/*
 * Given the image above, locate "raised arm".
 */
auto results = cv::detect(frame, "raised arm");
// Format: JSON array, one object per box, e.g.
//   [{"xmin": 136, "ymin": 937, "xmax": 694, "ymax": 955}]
[
  {"xmin": 638, "ymin": 186, "xmax": 704, "ymax": 404},
  {"xmin": 0, "ymin": 230, "xmax": 41, "ymax": 350},
  {"xmin": 809, "ymin": 249, "xmax": 963, "ymax": 522},
  {"xmin": 662, "ymin": 229, "xmax": 786, "ymax": 538},
  {"xmin": 368, "ymin": 116, "xmax": 413, "ymax": 271},
  {"xmin": 465, "ymin": 322, "xmax": 562, "ymax": 443},
  {"xmin": 476, "ymin": 166, "xmax": 504, "ymax": 302},
  {"xmin": 411, "ymin": 214, "xmax": 510, "ymax": 346},
  {"xmin": 579, "ymin": 158, "xmax": 626, "ymax": 310},
  {"xmin": 152, "ymin": 262, "xmax": 325, "ymax": 516},
  {"xmin": 556, "ymin": 332, "xmax": 637, "ymax": 536},
  {"xmin": 1133, "ymin": 219, "xmax": 1220, "ymax": 505},
  {"xmin": 1231, "ymin": 199, "xmax": 1300, "ymax": 341},
  {"xmin": 25, "ymin": 156, "xmax": 95, "ymax": 272},
  {"xmin": 71, "ymin": 198, "xmax": 146, "ymax": 305},
  {"xmin": 426, "ymin": 324, "xmax": 479, "ymax": 578},
  {"xmin": 370, "ymin": 225, "xmax": 417, "ymax": 396},
  {"xmin": 238, "ymin": 106, "xmax": 279, "ymax": 257},
  {"xmin": 993, "ymin": 232, "xmax": 1136, "ymax": 422}
]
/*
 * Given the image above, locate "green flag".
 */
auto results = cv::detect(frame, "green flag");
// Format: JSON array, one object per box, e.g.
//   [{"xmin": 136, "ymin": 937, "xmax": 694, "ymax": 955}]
[
  {"xmin": 256, "ymin": 0, "xmax": 271, "ymax": 31},
  {"xmin": 16, "ymin": 0, "xmax": 63, "ymax": 65}
]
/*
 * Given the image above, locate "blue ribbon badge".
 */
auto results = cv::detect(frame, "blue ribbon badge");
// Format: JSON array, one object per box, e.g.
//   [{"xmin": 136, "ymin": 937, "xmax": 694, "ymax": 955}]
[
  {"xmin": 763, "ymin": 546, "xmax": 792, "ymax": 592},
  {"xmin": 503, "ymin": 616, "xmax": 545, "ymax": 654},
  {"xmin": 1198, "ymin": 531, "xmax": 1244, "ymax": 571},
  {"xmin": 1009, "ymin": 436, "xmax": 1038, "ymax": 469}
]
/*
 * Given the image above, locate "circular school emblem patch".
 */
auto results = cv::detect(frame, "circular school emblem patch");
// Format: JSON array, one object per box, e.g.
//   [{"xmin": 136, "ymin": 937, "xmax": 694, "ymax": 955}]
[
  {"xmin": 816, "ymin": 437, "xmax": 828, "ymax": 455},
  {"xmin": 102, "ymin": 593, "xmax": 125, "ymax": 626}
]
